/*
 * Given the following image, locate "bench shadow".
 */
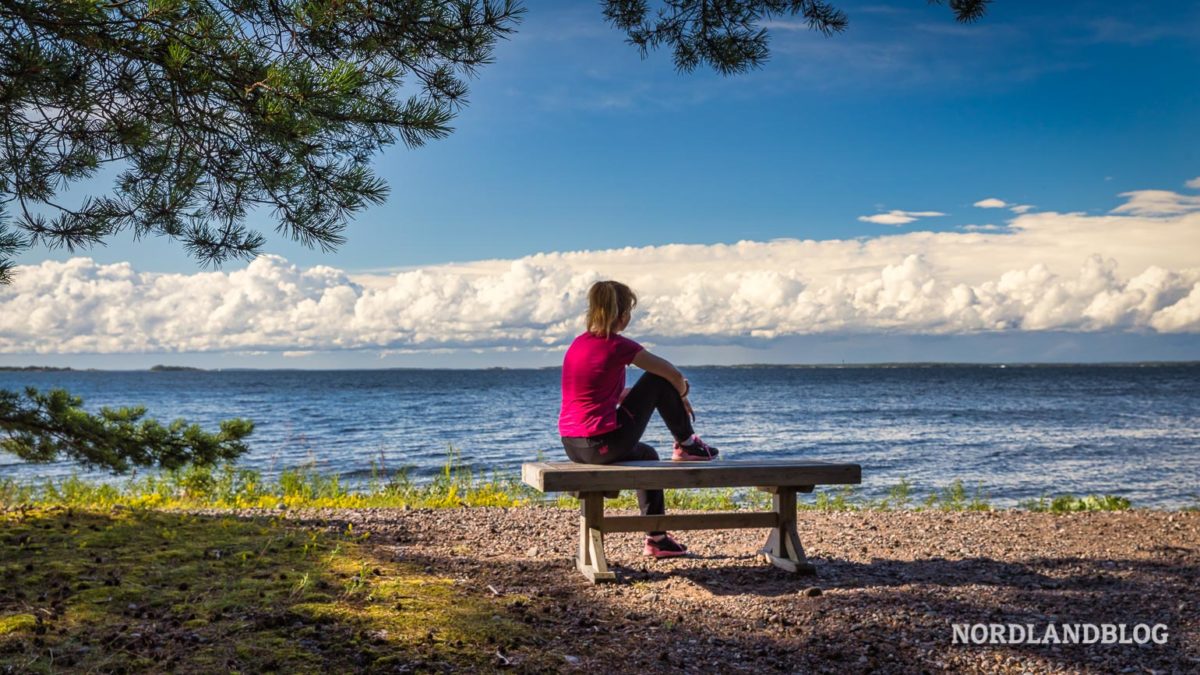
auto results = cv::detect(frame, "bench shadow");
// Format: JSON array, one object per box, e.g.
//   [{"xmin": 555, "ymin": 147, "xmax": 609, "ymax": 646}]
[
  {"xmin": 355, "ymin": 536, "xmax": 1196, "ymax": 674},
  {"xmin": 214, "ymin": 510, "xmax": 1200, "ymax": 673}
]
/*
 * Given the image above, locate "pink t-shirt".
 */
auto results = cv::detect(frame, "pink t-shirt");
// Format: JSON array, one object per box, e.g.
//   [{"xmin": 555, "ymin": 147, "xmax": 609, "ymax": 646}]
[{"xmin": 558, "ymin": 332, "xmax": 644, "ymax": 437}]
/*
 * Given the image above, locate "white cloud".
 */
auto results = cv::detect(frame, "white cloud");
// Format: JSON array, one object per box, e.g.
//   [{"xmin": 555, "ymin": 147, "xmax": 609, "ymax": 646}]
[
  {"xmin": 857, "ymin": 210, "xmax": 945, "ymax": 226},
  {"xmin": 975, "ymin": 197, "xmax": 1034, "ymax": 214},
  {"xmin": 1112, "ymin": 189, "xmax": 1200, "ymax": 216},
  {"xmin": 2, "ymin": 188, "xmax": 1199, "ymax": 355},
  {"xmin": 1186, "ymin": 176, "xmax": 1200, "ymax": 189},
  {"xmin": 974, "ymin": 198, "xmax": 1008, "ymax": 208}
]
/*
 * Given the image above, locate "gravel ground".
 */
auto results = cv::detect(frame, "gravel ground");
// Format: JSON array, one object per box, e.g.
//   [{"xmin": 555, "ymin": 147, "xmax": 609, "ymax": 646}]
[{"xmin": 252, "ymin": 508, "xmax": 1198, "ymax": 674}]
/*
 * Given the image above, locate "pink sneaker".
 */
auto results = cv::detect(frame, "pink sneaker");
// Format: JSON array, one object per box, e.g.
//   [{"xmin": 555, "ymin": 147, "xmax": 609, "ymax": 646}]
[
  {"xmin": 672, "ymin": 435, "xmax": 719, "ymax": 461},
  {"xmin": 644, "ymin": 533, "xmax": 688, "ymax": 558}
]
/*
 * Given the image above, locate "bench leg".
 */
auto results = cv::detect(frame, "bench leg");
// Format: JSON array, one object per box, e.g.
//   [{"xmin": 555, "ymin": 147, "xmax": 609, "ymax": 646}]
[
  {"xmin": 577, "ymin": 492, "xmax": 616, "ymax": 583},
  {"xmin": 761, "ymin": 488, "xmax": 817, "ymax": 575}
]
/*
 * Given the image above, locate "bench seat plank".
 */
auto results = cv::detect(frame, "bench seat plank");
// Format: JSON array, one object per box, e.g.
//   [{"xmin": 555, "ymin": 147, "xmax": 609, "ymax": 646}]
[{"xmin": 522, "ymin": 459, "xmax": 861, "ymax": 493}]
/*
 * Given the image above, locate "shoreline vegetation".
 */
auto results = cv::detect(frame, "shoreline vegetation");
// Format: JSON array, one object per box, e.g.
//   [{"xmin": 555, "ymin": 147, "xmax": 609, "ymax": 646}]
[{"xmin": 0, "ymin": 457, "xmax": 1170, "ymax": 514}]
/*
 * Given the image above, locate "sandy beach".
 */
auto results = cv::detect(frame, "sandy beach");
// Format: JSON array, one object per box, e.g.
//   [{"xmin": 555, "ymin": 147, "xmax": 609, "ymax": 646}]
[{"xmin": 243, "ymin": 507, "xmax": 1200, "ymax": 673}]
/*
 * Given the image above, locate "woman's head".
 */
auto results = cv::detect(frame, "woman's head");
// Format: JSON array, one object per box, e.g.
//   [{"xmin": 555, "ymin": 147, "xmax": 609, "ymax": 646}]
[{"xmin": 586, "ymin": 280, "xmax": 638, "ymax": 337}]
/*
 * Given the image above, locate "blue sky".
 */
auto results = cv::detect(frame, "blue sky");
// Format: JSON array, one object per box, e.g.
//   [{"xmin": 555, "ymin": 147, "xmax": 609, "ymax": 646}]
[
  {"xmin": 15, "ymin": 0, "xmax": 1200, "ymax": 271},
  {"xmin": 4, "ymin": 0, "xmax": 1200, "ymax": 367}
]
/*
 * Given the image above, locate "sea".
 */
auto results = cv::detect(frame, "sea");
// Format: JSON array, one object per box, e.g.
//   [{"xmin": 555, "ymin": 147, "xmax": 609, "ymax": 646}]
[{"xmin": 2, "ymin": 364, "xmax": 1198, "ymax": 508}]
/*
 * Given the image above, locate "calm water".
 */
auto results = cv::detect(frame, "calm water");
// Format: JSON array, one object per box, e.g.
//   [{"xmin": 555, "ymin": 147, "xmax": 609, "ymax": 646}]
[{"xmin": 2, "ymin": 365, "xmax": 1198, "ymax": 507}]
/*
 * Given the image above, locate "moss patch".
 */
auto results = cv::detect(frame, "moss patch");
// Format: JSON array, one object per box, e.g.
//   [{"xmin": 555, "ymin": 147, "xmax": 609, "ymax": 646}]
[
  {"xmin": 0, "ymin": 613, "xmax": 36, "ymax": 635},
  {"xmin": 0, "ymin": 506, "xmax": 537, "ymax": 672}
]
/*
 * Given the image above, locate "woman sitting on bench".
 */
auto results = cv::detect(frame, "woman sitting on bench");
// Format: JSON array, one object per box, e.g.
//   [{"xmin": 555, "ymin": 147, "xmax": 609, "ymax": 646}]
[{"xmin": 559, "ymin": 280, "xmax": 718, "ymax": 558}]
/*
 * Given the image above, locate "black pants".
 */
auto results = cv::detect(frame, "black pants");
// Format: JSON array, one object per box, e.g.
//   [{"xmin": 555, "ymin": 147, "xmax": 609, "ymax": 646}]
[{"xmin": 561, "ymin": 373, "xmax": 695, "ymax": 534}]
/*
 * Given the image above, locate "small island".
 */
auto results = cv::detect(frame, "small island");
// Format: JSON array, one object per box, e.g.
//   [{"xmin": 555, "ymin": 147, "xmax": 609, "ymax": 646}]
[{"xmin": 149, "ymin": 365, "xmax": 206, "ymax": 372}]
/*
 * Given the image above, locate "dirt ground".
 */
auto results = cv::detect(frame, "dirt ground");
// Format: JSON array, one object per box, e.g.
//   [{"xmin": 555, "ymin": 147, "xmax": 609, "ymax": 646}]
[{"xmin": 265, "ymin": 507, "xmax": 1198, "ymax": 674}]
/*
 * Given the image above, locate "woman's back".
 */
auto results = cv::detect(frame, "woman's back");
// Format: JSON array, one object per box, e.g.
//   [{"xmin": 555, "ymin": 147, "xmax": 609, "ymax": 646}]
[{"xmin": 558, "ymin": 331, "xmax": 642, "ymax": 437}]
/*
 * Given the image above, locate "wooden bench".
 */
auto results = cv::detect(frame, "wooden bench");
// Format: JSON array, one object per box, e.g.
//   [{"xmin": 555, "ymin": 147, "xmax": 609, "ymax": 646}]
[{"xmin": 521, "ymin": 459, "xmax": 862, "ymax": 583}]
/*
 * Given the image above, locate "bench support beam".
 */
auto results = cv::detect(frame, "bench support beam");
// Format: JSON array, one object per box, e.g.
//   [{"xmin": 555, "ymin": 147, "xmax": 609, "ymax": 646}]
[
  {"xmin": 577, "ymin": 492, "xmax": 615, "ymax": 582},
  {"xmin": 760, "ymin": 488, "xmax": 816, "ymax": 575}
]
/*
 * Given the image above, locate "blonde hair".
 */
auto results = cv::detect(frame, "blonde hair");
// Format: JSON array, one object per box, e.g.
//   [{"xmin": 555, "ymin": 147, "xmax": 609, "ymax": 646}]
[{"xmin": 586, "ymin": 280, "xmax": 637, "ymax": 337}]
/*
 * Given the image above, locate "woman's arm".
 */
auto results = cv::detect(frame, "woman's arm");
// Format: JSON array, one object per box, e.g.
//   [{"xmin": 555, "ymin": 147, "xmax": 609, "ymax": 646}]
[{"xmin": 631, "ymin": 350, "xmax": 688, "ymax": 396}]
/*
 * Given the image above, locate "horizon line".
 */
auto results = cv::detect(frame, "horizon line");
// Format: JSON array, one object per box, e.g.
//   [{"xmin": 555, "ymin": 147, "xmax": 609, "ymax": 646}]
[{"xmin": 4, "ymin": 360, "xmax": 1199, "ymax": 373}]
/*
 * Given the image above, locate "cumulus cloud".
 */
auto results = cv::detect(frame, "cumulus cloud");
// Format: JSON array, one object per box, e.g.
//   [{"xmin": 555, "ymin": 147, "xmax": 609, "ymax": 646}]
[
  {"xmin": 1186, "ymin": 176, "xmax": 1200, "ymax": 189},
  {"xmin": 2, "ymin": 189, "xmax": 1199, "ymax": 355},
  {"xmin": 1009, "ymin": 204, "xmax": 1034, "ymax": 214},
  {"xmin": 857, "ymin": 210, "xmax": 945, "ymax": 226},
  {"xmin": 974, "ymin": 198, "xmax": 1008, "ymax": 208}
]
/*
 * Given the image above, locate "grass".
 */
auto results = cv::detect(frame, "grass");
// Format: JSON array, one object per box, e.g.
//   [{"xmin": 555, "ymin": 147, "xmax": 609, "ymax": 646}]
[
  {"xmin": 0, "ymin": 457, "xmax": 1143, "ymax": 514},
  {"xmin": 920, "ymin": 480, "xmax": 994, "ymax": 512},
  {"xmin": 0, "ymin": 505, "xmax": 537, "ymax": 672}
]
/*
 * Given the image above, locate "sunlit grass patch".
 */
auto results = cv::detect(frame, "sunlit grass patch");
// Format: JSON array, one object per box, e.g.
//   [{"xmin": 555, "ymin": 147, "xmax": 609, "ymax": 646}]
[{"xmin": 0, "ymin": 506, "xmax": 530, "ymax": 672}]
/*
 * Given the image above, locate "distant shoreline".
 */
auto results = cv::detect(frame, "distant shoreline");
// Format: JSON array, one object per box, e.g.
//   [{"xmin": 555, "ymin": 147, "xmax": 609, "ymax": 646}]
[{"xmin": 2, "ymin": 361, "xmax": 1198, "ymax": 373}]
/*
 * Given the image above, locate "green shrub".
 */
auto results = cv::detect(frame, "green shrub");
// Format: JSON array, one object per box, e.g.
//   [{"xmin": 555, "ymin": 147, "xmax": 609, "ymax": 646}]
[{"xmin": 1020, "ymin": 494, "xmax": 1132, "ymax": 513}]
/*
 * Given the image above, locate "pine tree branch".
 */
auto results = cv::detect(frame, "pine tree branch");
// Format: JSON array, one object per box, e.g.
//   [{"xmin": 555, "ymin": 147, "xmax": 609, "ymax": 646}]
[
  {"xmin": 0, "ymin": 387, "xmax": 254, "ymax": 474},
  {"xmin": 602, "ymin": 0, "xmax": 991, "ymax": 73},
  {"xmin": 0, "ymin": 0, "xmax": 524, "ymax": 276}
]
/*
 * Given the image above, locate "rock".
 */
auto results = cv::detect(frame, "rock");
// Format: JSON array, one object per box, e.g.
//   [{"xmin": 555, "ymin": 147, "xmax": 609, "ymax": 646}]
[{"xmin": 802, "ymin": 587, "xmax": 823, "ymax": 597}]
